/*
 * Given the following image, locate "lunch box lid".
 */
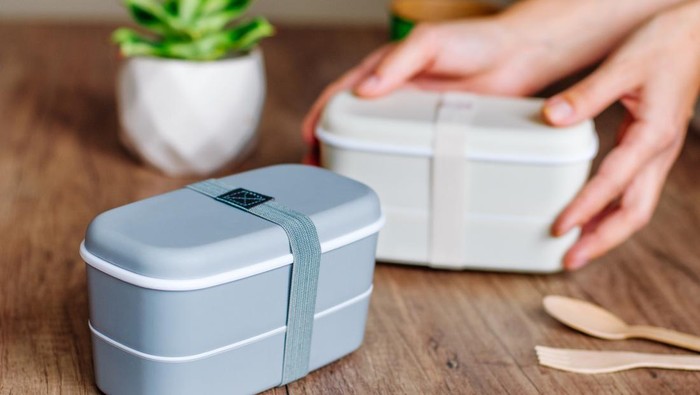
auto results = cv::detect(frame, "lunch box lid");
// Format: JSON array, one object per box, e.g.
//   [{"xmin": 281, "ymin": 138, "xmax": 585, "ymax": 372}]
[
  {"xmin": 82, "ymin": 165, "xmax": 383, "ymax": 286},
  {"xmin": 317, "ymin": 89, "xmax": 598, "ymax": 164}
]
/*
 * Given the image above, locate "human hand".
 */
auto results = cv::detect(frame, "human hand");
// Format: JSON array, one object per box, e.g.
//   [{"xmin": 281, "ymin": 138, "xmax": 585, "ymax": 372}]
[
  {"xmin": 544, "ymin": 1, "xmax": 700, "ymax": 270},
  {"xmin": 302, "ymin": 0, "xmax": 683, "ymax": 144},
  {"xmin": 302, "ymin": 19, "xmax": 524, "ymax": 145}
]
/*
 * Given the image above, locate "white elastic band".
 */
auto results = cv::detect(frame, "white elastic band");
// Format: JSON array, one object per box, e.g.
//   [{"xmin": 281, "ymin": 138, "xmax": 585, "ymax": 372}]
[{"xmin": 429, "ymin": 94, "xmax": 476, "ymax": 266}]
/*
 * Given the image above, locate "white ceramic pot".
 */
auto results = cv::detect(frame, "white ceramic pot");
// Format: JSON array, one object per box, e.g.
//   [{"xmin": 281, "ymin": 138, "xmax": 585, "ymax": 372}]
[{"xmin": 117, "ymin": 49, "xmax": 265, "ymax": 176}]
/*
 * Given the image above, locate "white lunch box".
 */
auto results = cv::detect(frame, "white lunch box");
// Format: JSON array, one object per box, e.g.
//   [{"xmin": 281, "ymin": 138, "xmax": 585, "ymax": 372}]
[{"xmin": 317, "ymin": 89, "xmax": 598, "ymax": 272}]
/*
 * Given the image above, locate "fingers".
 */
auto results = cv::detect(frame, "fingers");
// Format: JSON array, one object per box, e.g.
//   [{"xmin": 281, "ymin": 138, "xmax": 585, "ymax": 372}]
[
  {"xmin": 302, "ymin": 83, "xmax": 347, "ymax": 144},
  {"xmin": 563, "ymin": 159, "xmax": 667, "ymax": 270},
  {"xmin": 542, "ymin": 60, "xmax": 639, "ymax": 126},
  {"xmin": 411, "ymin": 74, "xmax": 534, "ymax": 96},
  {"xmin": 552, "ymin": 119, "xmax": 666, "ymax": 236},
  {"xmin": 410, "ymin": 76, "xmax": 481, "ymax": 93},
  {"xmin": 356, "ymin": 25, "xmax": 440, "ymax": 97},
  {"xmin": 552, "ymin": 64, "xmax": 690, "ymax": 238},
  {"xmin": 301, "ymin": 45, "xmax": 393, "ymax": 143},
  {"xmin": 553, "ymin": 63, "xmax": 691, "ymax": 269}
]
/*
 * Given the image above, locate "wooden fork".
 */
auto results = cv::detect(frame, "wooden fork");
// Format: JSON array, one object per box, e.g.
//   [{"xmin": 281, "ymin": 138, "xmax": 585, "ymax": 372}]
[{"xmin": 535, "ymin": 346, "xmax": 700, "ymax": 374}]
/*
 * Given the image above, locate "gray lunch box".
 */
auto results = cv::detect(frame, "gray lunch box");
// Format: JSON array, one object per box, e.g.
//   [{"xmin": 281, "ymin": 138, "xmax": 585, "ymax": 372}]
[{"xmin": 80, "ymin": 165, "xmax": 383, "ymax": 394}]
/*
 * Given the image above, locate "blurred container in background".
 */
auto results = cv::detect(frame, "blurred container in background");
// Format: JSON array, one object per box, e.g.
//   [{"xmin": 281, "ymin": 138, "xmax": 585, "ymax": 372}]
[{"xmin": 390, "ymin": 0, "xmax": 513, "ymax": 40}]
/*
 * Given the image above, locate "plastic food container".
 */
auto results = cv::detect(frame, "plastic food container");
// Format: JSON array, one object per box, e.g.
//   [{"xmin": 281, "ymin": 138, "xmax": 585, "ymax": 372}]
[
  {"xmin": 80, "ymin": 165, "xmax": 383, "ymax": 394},
  {"xmin": 317, "ymin": 89, "xmax": 598, "ymax": 272},
  {"xmin": 390, "ymin": 0, "xmax": 502, "ymax": 40}
]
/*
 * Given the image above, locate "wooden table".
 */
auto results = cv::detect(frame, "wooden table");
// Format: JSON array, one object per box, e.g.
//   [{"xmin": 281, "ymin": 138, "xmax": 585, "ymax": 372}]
[{"xmin": 1, "ymin": 22, "xmax": 699, "ymax": 394}]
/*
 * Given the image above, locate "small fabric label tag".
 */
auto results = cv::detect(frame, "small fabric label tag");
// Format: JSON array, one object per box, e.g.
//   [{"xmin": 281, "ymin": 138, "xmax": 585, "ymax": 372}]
[{"xmin": 217, "ymin": 188, "xmax": 273, "ymax": 209}]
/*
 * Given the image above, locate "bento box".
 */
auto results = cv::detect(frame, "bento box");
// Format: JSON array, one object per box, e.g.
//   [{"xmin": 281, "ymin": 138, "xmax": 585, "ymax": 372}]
[
  {"xmin": 79, "ymin": 165, "xmax": 383, "ymax": 394},
  {"xmin": 317, "ymin": 89, "xmax": 598, "ymax": 272}
]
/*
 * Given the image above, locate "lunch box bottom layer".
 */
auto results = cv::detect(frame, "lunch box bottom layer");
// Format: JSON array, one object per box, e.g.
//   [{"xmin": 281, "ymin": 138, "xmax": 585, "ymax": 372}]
[
  {"xmin": 90, "ymin": 287, "xmax": 372, "ymax": 395},
  {"xmin": 320, "ymin": 147, "xmax": 589, "ymax": 272},
  {"xmin": 378, "ymin": 207, "xmax": 579, "ymax": 272}
]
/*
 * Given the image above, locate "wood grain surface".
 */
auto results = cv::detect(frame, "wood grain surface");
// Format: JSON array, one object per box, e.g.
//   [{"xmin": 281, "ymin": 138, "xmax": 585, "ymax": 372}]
[{"xmin": 1, "ymin": 22, "xmax": 699, "ymax": 394}]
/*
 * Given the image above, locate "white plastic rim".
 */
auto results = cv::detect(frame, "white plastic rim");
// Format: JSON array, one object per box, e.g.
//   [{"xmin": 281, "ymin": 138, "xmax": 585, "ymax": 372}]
[
  {"xmin": 89, "ymin": 285, "xmax": 373, "ymax": 363},
  {"xmin": 81, "ymin": 215, "xmax": 385, "ymax": 291},
  {"xmin": 316, "ymin": 127, "xmax": 599, "ymax": 165}
]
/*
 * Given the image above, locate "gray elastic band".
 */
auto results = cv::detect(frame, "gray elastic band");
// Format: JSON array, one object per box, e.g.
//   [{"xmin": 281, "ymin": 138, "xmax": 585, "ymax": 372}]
[{"xmin": 187, "ymin": 179, "xmax": 321, "ymax": 385}]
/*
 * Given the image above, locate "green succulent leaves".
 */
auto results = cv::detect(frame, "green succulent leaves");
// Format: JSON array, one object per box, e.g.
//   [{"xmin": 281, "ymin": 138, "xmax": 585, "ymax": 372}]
[{"xmin": 112, "ymin": 0, "xmax": 274, "ymax": 61}]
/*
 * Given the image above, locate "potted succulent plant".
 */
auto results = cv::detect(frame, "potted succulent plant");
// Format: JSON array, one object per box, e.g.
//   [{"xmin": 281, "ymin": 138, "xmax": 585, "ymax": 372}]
[{"xmin": 112, "ymin": 0, "xmax": 274, "ymax": 176}]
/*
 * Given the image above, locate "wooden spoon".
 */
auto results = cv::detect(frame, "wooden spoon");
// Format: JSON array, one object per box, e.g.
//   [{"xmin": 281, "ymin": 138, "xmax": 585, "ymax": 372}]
[{"xmin": 543, "ymin": 295, "xmax": 700, "ymax": 353}]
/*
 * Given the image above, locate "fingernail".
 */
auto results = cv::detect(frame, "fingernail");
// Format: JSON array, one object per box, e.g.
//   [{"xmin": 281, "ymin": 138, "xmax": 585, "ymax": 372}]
[
  {"xmin": 552, "ymin": 218, "xmax": 573, "ymax": 237},
  {"xmin": 544, "ymin": 97, "xmax": 574, "ymax": 124},
  {"xmin": 556, "ymin": 223, "xmax": 573, "ymax": 237},
  {"xmin": 550, "ymin": 225, "xmax": 562, "ymax": 237},
  {"xmin": 358, "ymin": 75, "xmax": 382, "ymax": 94}
]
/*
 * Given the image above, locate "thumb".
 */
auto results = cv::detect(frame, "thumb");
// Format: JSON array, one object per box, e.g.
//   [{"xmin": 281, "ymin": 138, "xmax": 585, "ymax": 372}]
[
  {"xmin": 356, "ymin": 25, "xmax": 439, "ymax": 97},
  {"xmin": 542, "ymin": 62, "xmax": 639, "ymax": 126}
]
